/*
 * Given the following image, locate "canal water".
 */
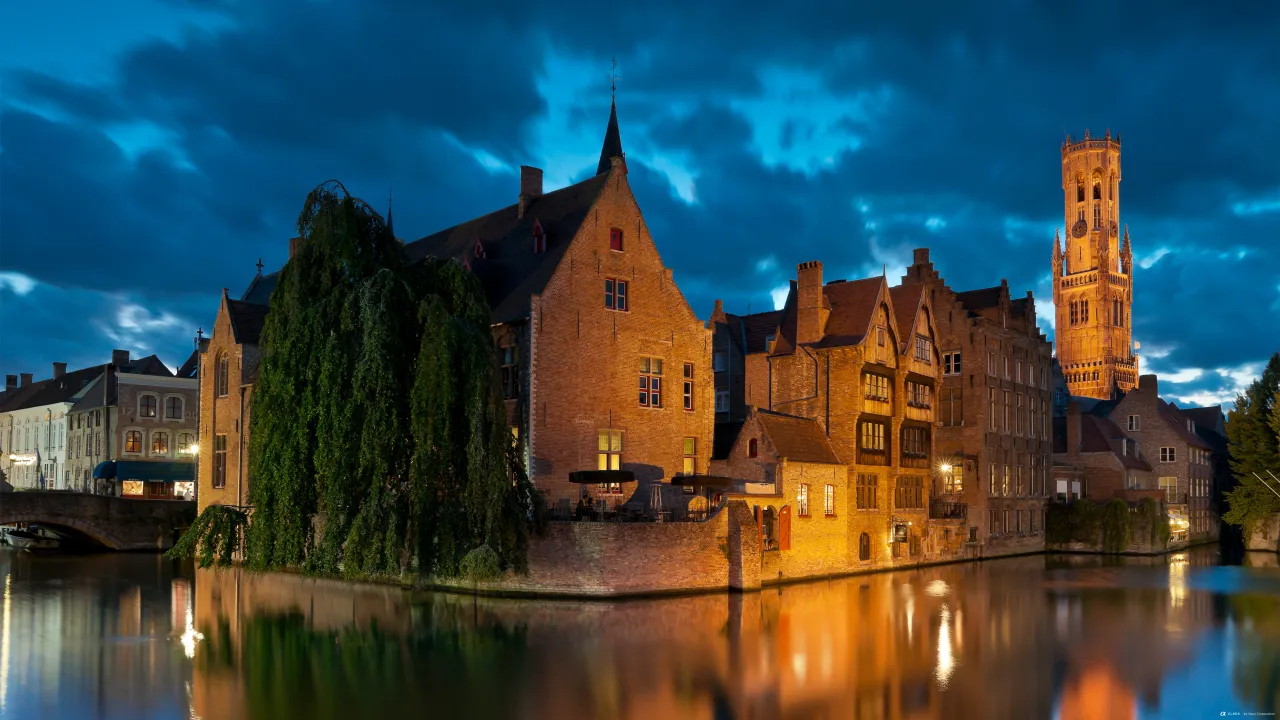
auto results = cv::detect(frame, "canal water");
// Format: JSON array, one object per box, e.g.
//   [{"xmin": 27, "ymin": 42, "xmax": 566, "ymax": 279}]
[{"xmin": 0, "ymin": 545, "xmax": 1276, "ymax": 719}]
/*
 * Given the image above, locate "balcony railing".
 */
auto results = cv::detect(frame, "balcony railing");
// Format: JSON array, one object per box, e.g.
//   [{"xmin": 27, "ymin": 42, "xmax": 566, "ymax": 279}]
[{"xmin": 930, "ymin": 500, "xmax": 967, "ymax": 520}]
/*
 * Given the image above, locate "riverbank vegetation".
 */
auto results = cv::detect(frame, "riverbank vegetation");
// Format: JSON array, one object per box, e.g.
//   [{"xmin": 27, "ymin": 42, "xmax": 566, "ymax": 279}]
[
  {"xmin": 1223, "ymin": 353, "xmax": 1280, "ymax": 535},
  {"xmin": 170, "ymin": 181, "xmax": 543, "ymax": 578},
  {"xmin": 1046, "ymin": 498, "xmax": 1169, "ymax": 553}
]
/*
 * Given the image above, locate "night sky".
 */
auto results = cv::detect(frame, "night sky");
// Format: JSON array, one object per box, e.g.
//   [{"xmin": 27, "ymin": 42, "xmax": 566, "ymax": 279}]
[{"xmin": 2, "ymin": 1, "xmax": 1278, "ymax": 408}]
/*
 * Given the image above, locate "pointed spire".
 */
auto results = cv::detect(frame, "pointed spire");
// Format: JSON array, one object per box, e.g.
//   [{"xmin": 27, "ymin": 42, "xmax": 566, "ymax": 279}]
[
  {"xmin": 597, "ymin": 58, "xmax": 624, "ymax": 176},
  {"xmin": 255, "ymin": 258, "xmax": 263, "ymax": 276},
  {"xmin": 386, "ymin": 185, "xmax": 395, "ymax": 239}
]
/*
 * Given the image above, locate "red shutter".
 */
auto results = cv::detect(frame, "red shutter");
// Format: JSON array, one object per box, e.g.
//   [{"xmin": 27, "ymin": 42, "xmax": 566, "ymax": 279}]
[{"xmin": 779, "ymin": 506, "xmax": 792, "ymax": 551}]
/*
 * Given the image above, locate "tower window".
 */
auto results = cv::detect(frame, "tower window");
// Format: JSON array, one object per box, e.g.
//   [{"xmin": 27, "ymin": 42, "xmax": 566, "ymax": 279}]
[
  {"xmin": 1093, "ymin": 204, "xmax": 1102, "ymax": 229},
  {"xmin": 1093, "ymin": 181, "xmax": 1102, "ymax": 200},
  {"xmin": 1076, "ymin": 183, "xmax": 1085, "ymax": 203}
]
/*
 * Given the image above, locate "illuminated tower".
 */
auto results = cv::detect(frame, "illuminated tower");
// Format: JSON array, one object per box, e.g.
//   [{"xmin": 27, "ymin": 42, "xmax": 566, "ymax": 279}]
[{"xmin": 1052, "ymin": 130, "xmax": 1138, "ymax": 399}]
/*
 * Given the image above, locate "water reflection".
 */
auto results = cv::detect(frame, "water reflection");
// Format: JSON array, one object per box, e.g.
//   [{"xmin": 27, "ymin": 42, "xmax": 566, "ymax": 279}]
[{"xmin": 0, "ymin": 545, "xmax": 1277, "ymax": 719}]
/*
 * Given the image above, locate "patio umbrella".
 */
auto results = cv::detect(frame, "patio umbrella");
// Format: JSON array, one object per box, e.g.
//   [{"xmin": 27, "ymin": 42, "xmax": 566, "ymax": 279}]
[{"xmin": 568, "ymin": 470, "xmax": 636, "ymax": 519}]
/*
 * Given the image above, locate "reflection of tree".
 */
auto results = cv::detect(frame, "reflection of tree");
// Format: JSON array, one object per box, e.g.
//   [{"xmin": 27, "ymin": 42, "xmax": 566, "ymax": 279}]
[
  {"xmin": 197, "ymin": 610, "xmax": 529, "ymax": 719},
  {"xmin": 1232, "ymin": 595, "xmax": 1280, "ymax": 714}
]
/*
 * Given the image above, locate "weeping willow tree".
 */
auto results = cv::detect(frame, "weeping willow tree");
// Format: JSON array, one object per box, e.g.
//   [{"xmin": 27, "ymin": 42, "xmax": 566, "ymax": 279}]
[{"xmin": 173, "ymin": 180, "xmax": 538, "ymax": 578}]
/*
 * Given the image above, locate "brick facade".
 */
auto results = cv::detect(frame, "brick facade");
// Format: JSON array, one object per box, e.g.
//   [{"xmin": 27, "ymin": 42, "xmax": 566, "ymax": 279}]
[
  {"xmin": 900, "ymin": 249, "xmax": 1053, "ymax": 557},
  {"xmin": 197, "ymin": 291, "xmax": 262, "ymax": 513}
]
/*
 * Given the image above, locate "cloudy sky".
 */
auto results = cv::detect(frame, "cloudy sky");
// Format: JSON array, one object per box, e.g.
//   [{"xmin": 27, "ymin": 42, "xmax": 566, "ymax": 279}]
[{"xmin": 2, "ymin": 0, "xmax": 1277, "ymax": 407}]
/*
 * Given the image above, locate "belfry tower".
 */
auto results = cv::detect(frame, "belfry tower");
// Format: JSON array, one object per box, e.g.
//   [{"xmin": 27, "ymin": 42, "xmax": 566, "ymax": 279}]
[{"xmin": 1052, "ymin": 130, "xmax": 1138, "ymax": 399}]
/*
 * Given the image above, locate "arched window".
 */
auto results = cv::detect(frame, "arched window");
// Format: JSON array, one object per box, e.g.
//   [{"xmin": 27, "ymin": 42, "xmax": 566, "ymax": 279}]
[
  {"xmin": 125, "ymin": 430, "xmax": 142, "ymax": 454},
  {"xmin": 215, "ymin": 353, "xmax": 229, "ymax": 397},
  {"xmin": 748, "ymin": 438, "xmax": 758, "ymax": 458},
  {"xmin": 1076, "ymin": 182, "xmax": 1084, "ymax": 203},
  {"xmin": 1093, "ymin": 181, "xmax": 1102, "ymax": 200},
  {"xmin": 152, "ymin": 431, "xmax": 169, "ymax": 455},
  {"xmin": 165, "ymin": 396, "xmax": 183, "ymax": 420},
  {"xmin": 859, "ymin": 532, "xmax": 871, "ymax": 561},
  {"xmin": 139, "ymin": 394, "xmax": 157, "ymax": 418}
]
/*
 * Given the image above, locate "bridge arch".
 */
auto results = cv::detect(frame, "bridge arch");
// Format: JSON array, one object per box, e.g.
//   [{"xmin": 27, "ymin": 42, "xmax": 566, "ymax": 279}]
[{"xmin": 0, "ymin": 492, "xmax": 194, "ymax": 551}]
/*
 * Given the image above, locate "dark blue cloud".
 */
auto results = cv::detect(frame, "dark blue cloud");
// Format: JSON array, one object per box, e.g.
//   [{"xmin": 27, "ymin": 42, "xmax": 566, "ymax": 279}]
[{"xmin": 2, "ymin": 0, "xmax": 1278, "ymax": 408}]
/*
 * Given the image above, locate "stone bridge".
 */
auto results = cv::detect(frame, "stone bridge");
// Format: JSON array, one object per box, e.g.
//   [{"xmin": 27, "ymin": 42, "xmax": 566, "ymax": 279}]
[{"xmin": 0, "ymin": 491, "xmax": 196, "ymax": 551}]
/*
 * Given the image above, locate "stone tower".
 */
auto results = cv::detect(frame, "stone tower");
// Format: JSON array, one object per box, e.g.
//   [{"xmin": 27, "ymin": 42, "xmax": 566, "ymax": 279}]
[{"xmin": 1052, "ymin": 130, "xmax": 1138, "ymax": 399}]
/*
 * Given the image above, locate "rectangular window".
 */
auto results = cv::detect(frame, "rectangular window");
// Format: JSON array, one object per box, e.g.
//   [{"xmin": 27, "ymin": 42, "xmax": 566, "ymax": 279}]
[
  {"xmin": 1028, "ymin": 364, "xmax": 1037, "ymax": 389},
  {"xmin": 1159, "ymin": 476, "xmax": 1177, "ymax": 500},
  {"xmin": 1003, "ymin": 356, "xmax": 1011, "ymax": 380},
  {"xmin": 824, "ymin": 484, "xmax": 835, "ymax": 516},
  {"xmin": 1003, "ymin": 465, "xmax": 1011, "ymax": 496},
  {"xmin": 989, "ymin": 388, "xmax": 997, "ymax": 430},
  {"xmin": 798, "ymin": 483, "xmax": 810, "ymax": 516},
  {"xmin": 638, "ymin": 357, "xmax": 663, "ymax": 407},
  {"xmin": 856, "ymin": 473, "xmax": 879, "ymax": 510},
  {"xmin": 1016, "ymin": 360, "xmax": 1023, "ymax": 384},
  {"xmin": 500, "ymin": 345, "xmax": 520, "ymax": 399},
  {"xmin": 941, "ymin": 387, "xmax": 963, "ymax": 427},
  {"xmin": 598, "ymin": 431, "xmax": 623, "ymax": 493},
  {"xmin": 943, "ymin": 351, "xmax": 962, "ymax": 376},
  {"xmin": 987, "ymin": 351, "xmax": 996, "ymax": 376},
  {"xmin": 1128, "ymin": 415, "xmax": 1140, "ymax": 431},
  {"xmin": 604, "ymin": 279, "xmax": 629, "ymax": 311},
  {"xmin": 1160, "ymin": 447, "xmax": 1176, "ymax": 463},
  {"xmin": 1003, "ymin": 391, "xmax": 1011, "ymax": 431},
  {"xmin": 864, "ymin": 373, "xmax": 890, "ymax": 401},
  {"xmin": 682, "ymin": 363, "xmax": 694, "ymax": 411},
  {"xmin": 877, "ymin": 326, "xmax": 886, "ymax": 346},
  {"xmin": 860, "ymin": 422, "xmax": 886, "ymax": 451},
  {"xmin": 945, "ymin": 465, "xmax": 964, "ymax": 494},
  {"xmin": 609, "ymin": 227, "xmax": 624, "ymax": 252},
  {"xmin": 906, "ymin": 382, "xmax": 931, "ymax": 408},
  {"xmin": 712, "ymin": 352, "xmax": 726, "ymax": 372},
  {"xmin": 1016, "ymin": 394, "xmax": 1025, "ymax": 436},
  {"xmin": 902, "ymin": 426, "xmax": 928, "ymax": 459},
  {"xmin": 914, "ymin": 336, "xmax": 932, "ymax": 363},
  {"xmin": 213, "ymin": 434, "xmax": 227, "ymax": 489},
  {"xmin": 682, "ymin": 437, "xmax": 696, "ymax": 476},
  {"xmin": 715, "ymin": 389, "xmax": 729, "ymax": 413},
  {"xmin": 1028, "ymin": 397, "xmax": 1036, "ymax": 437},
  {"xmin": 894, "ymin": 476, "xmax": 924, "ymax": 509}
]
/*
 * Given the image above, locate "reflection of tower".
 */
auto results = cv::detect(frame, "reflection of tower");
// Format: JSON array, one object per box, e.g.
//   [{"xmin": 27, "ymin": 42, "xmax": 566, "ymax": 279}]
[
  {"xmin": 1056, "ymin": 665, "xmax": 1137, "ymax": 720},
  {"xmin": 1052, "ymin": 130, "xmax": 1138, "ymax": 399}
]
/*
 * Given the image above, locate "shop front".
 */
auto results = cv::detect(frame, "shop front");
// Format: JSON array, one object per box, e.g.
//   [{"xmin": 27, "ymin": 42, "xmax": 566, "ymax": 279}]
[{"xmin": 92, "ymin": 461, "xmax": 196, "ymax": 500}]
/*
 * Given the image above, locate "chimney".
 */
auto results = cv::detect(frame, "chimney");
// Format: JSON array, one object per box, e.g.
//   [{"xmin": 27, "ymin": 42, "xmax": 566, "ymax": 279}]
[
  {"xmin": 5, "ymin": 375, "xmax": 16, "ymax": 391},
  {"xmin": 913, "ymin": 248, "xmax": 930, "ymax": 266},
  {"xmin": 1139, "ymin": 373, "xmax": 1158, "ymax": 398},
  {"xmin": 518, "ymin": 166, "xmax": 543, "ymax": 219},
  {"xmin": 52, "ymin": 362, "xmax": 67, "ymax": 379},
  {"xmin": 796, "ymin": 261, "xmax": 826, "ymax": 346},
  {"xmin": 112, "ymin": 349, "xmax": 130, "ymax": 366},
  {"xmin": 1066, "ymin": 401, "xmax": 1082, "ymax": 455},
  {"xmin": 709, "ymin": 299, "xmax": 727, "ymax": 325},
  {"xmin": 20, "ymin": 373, "xmax": 33, "ymax": 387}
]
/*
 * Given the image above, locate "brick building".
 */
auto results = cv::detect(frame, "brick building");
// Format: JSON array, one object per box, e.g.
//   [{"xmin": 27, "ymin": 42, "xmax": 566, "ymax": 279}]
[
  {"xmin": 1179, "ymin": 405, "xmax": 1231, "ymax": 534},
  {"xmin": 67, "ymin": 350, "xmax": 199, "ymax": 499},
  {"xmin": 708, "ymin": 302, "xmax": 782, "ymax": 423},
  {"xmin": 199, "ymin": 100, "xmax": 714, "ymax": 516},
  {"xmin": 712, "ymin": 260, "xmax": 966, "ymax": 573},
  {"xmin": 1052, "ymin": 131, "xmax": 1139, "ymax": 399},
  {"xmin": 899, "ymin": 248, "xmax": 1054, "ymax": 556},
  {"xmin": 1052, "ymin": 402, "xmax": 1154, "ymax": 502},
  {"xmin": 196, "ymin": 282, "xmax": 271, "ymax": 513}
]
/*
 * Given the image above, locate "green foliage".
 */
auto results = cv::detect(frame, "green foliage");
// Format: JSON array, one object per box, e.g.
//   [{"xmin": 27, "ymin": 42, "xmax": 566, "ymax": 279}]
[
  {"xmin": 1223, "ymin": 353, "xmax": 1280, "ymax": 534},
  {"xmin": 1140, "ymin": 498, "xmax": 1171, "ymax": 548},
  {"xmin": 1101, "ymin": 499, "xmax": 1131, "ymax": 554},
  {"xmin": 237, "ymin": 180, "xmax": 535, "ymax": 579},
  {"xmin": 167, "ymin": 504, "xmax": 249, "ymax": 568},
  {"xmin": 459, "ymin": 545, "xmax": 502, "ymax": 581},
  {"xmin": 1046, "ymin": 500, "xmax": 1101, "ymax": 546}
]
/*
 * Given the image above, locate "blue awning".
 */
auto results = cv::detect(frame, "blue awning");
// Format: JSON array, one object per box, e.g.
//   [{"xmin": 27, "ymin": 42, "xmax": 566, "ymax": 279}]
[{"xmin": 96, "ymin": 461, "xmax": 195, "ymax": 483}]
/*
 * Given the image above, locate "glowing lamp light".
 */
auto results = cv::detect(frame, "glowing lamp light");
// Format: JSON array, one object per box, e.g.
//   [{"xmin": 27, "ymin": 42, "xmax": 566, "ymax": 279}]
[
  {"xmin": 7, "ymin": 454, "xmax": 35, "ymax": 467},
  {"xmin": 179, "ymin": 444, "xmax": 200, "ymax": 456},
  {"xmin": 939, "ymin": 463, "xmax": 953, "ymax": 473}
]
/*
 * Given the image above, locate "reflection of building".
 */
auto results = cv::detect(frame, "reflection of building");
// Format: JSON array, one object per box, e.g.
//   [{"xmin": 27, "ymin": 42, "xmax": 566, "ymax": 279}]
[
  {"xmin": 1057, "ymin": 665, "xmax": 1136, "ymax": 720},
  {"xmin": 1051, "ymin": 131, "xmax": 1138, "ymax": 400}
]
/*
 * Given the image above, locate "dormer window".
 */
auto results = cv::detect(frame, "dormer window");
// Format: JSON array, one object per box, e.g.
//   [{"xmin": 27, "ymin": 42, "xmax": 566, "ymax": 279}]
[
  {"xmin": 533, "ymin": 220, "xmax": 546, "ymax": 254},
  {"xmin": 610, "ymin": 227, "xmax": 624, "ymax": 252}
]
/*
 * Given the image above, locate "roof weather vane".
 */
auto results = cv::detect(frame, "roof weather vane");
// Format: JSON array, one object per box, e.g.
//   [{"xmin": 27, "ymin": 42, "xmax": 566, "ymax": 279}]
[{"xmin": 609, "ymin": 56, "xmax": 619, "ymax": 100}]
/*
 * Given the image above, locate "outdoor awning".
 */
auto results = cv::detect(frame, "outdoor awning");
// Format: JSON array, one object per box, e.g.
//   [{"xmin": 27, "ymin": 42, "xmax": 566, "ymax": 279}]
[
  {"xmin": 96, "ymin": 461, "xmax": 195, "ymax": 483},
  {"xmin": 568, "ymin": 470, "xmax": 636, "ymax": 484},
  {"xmin": 669, "ymin": 475, "xmax": 736, "ymax": 488}
]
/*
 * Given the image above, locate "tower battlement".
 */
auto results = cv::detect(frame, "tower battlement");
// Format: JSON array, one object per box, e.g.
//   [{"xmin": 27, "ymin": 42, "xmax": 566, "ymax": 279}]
[{"xmin": 1061, "ymin": 129, "xmax": 1122, "ymax": 156}]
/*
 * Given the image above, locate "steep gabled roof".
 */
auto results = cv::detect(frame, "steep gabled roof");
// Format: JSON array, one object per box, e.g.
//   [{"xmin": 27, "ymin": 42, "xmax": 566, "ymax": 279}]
[
  {"xmin": 405, "ymin": 174, "xmax": 610, "ymax": 324},
  {"xmin": 1158, "ymin": 399, "xmax": 1213, "ymax": 449},
  {"xmin": 722, "ymin": 310, "xmax": 784, "ymax": 355},
  {"xmin": 176, "ymin": 348, "xmax": 201, "ymax": 379},
  {"xmin": 888, "ymin": 282, "xmax": 925, "ymax": 350},
  {"xmin": 597, "ymin": 99, "xmax": 624, "ymax": 176},
  {"xmin": 955, "ymin": 285, "xmax": 1003, "ymax": 312},
  {"xmin": 1, "ymin": 355, "xmax": 170, "ymax": 413},
  {"xmin": 756, "ymin": 409, "xmax": 842, "ymax": 465},
  {"xmin": 227, "ymin": 299, "xmax": 270, "ymax": 345},
  {"xmin": 242, "ymin": 271, "xmax": 280, "ymax": 305},
  {"xmin": 772, "ymin": 276, "xmax": 891, "ymax": 354},
  {"xmin": 1055, "ymin": 414, "xmax": 1151, "ymax": 470}
]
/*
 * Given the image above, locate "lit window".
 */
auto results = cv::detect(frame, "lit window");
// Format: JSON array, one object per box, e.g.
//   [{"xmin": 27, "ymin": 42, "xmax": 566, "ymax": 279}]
[
  {"xmin": 178, "ymin": 433, "xmax": 194, "ymax": 453},
  {"xmin": 598, "ymin": 430, "xmax": 623, "ymax": 473},
  {"xmin": 682, "ymin": 437, "xmax": 696, "ymax": 475},
  {"xmin": 906, "ymin": 382, "xmax": 931, "ymax": 408},
  {"xmin": 797, "ymin": 483, "xmax": 810, "ymax": 516},
  {"xmin": 945, "ymin": 465, "xmax": 964, "ymax": 494},
  {"xmin": 824, "ymin": 485, "xmax": 835, "ymax": 516},
  {"xmin": 863, "ymin": 373, "xmax": 890, "ymax": 402},
  {"xmin": 125, "ymin": 430, "xmax": 142, "ymax": 454},
  {"xmin": 894, "ymin": 476, "xmax": 924, "ymax": 509},
  {"xmin": 914, "ymin": 336, "xmax": 932, "ymax": 363},
  {"xmin": 152, "ymin": 432, "xmax": 169, "ymax": 455},
  {"xmin": 860, "ymin": 422, "xmax": 885, "ymax": 451},
  {"xmin": 638, "ymin": 357, "xmax": 663, "ymax": 407}
]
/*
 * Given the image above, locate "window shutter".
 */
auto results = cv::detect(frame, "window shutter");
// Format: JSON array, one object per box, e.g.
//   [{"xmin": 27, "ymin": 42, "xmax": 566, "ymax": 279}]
[{"xmin": 779, "ymin": 505, "xmax": 792, "ymax": 551}]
